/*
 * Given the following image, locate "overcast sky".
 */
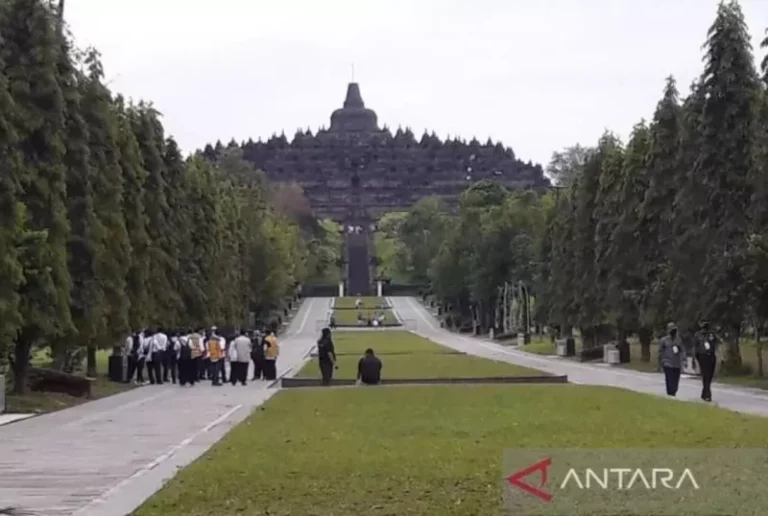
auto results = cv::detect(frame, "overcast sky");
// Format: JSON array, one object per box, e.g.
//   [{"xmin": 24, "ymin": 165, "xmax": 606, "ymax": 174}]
[{"xmin": 65, "ymin": 0, "xmax": 768, "ymax": 167}]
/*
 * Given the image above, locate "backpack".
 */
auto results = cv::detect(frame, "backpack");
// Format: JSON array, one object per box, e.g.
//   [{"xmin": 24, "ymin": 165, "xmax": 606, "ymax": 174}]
[
  {"xmin": 131, "ymin": 334, "xmax": 141, "ymax": 354},
  {"xmin": 179, "ymin": 341, "xmax": 192, "ymax": 360},
  {"xmin": 166, "ymin": 338, "xmax": 175, "ymax": 354}
]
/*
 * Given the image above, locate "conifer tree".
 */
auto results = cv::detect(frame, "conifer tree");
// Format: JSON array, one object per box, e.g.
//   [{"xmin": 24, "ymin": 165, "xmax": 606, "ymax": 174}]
[
  {"xmin": 81, "ymin": 49, "xmax": 132, "ymax": 350},
  {"xmin": 2, "ymin": 0, "xmax": 73, "ymax": 392}
]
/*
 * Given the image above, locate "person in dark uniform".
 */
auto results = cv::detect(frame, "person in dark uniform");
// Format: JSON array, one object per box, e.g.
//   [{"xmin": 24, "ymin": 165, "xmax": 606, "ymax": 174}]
[
  {"xmin": 658, "ymin": 322, "xmax": 685, "ymax": 396},
  {"xmin": 357, "ymin": 348, "xmax": 382, "ymax": 386},
  {"xmin": 250, "ymin": 329, "xmax": 265, "ymax": 380},
  {"xmin": 317, "ymin": 327, "xmax": 337, "ymax": 386},
  {"xmin": 693, "ymin": 321, "xmax": 719, "ymax": 402}
]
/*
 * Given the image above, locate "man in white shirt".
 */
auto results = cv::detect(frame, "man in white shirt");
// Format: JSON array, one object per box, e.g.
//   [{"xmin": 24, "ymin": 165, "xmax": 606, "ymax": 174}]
[
  {"xmin": 147, "ymin": 329, "xmax": 168, "ymax": 385},
  {"xmin": 230, "ymin": 329, "xmax": 252, "ymax": 386}
]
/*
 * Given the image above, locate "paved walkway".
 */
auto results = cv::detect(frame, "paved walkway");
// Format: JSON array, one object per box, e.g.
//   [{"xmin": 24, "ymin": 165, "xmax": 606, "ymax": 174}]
[
  {"xmin": 388, "ymin": 296, "xmax": 768, "ymax": 418},
  {"xmin": 0, "ymin": 298, "xmax": 323, "ymax": 516}
]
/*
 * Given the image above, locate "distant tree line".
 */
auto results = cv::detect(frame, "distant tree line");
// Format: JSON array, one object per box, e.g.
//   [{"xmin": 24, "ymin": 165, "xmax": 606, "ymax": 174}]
[
  {"xmin": 0, "ymin": 0, "xmax": 321, "ymax": 394},
  {"xmin": 386, "ymin": 0, "xmax": 768, "ymax": 375}
]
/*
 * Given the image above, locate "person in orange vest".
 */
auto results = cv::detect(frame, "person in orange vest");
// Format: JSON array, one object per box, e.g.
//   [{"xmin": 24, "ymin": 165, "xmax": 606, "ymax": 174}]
[
  {"xmin": 205, "ymin": 327, "xmax": 227, "ymax": 386},
  {"xmin": 263, "ymin": 323, "xmax": 280, "ymax": 381}
]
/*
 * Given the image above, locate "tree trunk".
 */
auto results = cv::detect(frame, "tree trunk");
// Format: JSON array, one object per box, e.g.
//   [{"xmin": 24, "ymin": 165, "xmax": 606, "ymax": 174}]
[
  {"xmin": 86, "ymin": 345, "xmax": 97, "ymax": 377},
  {"xmin": 756, "ymin": 324, "xmax": 764, "ymax": 378},
  {"xmin": 638, "ymin": 327, "xmax": 653, "ymax": 363},
  {"xmin": 12, "ymin": 328, "xmax": 36, "ymax": 395},
  {"xmin": 722, "ymin": 322, "xmax": 743, "ymax": 373}
]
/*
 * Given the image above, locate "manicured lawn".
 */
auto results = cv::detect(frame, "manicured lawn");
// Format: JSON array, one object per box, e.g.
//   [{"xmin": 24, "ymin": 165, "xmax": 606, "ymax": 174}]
[
  {"xmin": 298, "ymin": 352, "xmax": 542, "ymax": 379},
  {"xmin": 332, "ymin": 308, "xmax": 399, "ymax": 326},
  {"xmin": 4, "ymin": 348, "xmax": 134, "ymax": 414},
  {"xmin": 329, "ymin": 330, "xmax": 449, "ymax": 355},
  {"xmin": 135, "ymin": 384, "xmax": 768, "ymax": 516},
  {"xmin": 333, "ymin": 296, "xmax": 389, "ymax": 309}
]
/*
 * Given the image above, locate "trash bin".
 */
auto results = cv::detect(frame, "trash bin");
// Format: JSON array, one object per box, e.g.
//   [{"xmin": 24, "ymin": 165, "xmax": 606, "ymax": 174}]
[
  {"xmin": 565, "ymin": 337, "xmax": 576, "ymax": 357},
  {"xmin": 108, "ymin": 355, "xmax": 127, "ymax": 383},
  {"xmin": 616, "ymin": 340, "xmax": 631, "ymax": 363}
]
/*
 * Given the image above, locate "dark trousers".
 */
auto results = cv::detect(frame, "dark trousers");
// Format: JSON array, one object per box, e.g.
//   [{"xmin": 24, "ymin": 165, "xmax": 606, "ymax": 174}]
[
  {"xmin": 263, "ymin": 359, "xmax": 277, "ymax": 381},
  {"xmin": 220, "ymin": 360, "xmax": 228, "ymax": 382},
  {"xmin": 148, "ymin": 353, "xmax": 163, "ymax": 384},
  {"xmin": 178, "ymin": 358, "xmax": 196, "ymax": 386},
  {"xmin": 127, "ymin": 355, "xmax": 138, "ymax": 382},
  {"xmin": 696, "ymin": 353, "xmax": 716, "ymax": 400},
  {"xmin": 319, "ymin": 361, "xmax": 334, "ymax": 386},
  {"xmin": 163, "ymin": 354, "xmax": 178, "ymax": 384},
  {"xmin": 663, "ymin": 366, "xmax": 681, "ymax": 396},
  {"xmin": 251, "ymin": 355, "xmax": 263, "ymax": 380},
  {"xmin": 134, "ymin": 357, "xmax": 146, "ymax": 383},
  {"xmin": 230, "ymin": 362, "xmax": 248, "ymax": 385},
  {"xmin": 199, "ymin": 357, "xmax": 209, "ymax": 379},
  {"xmin": 209, "ymin": 360, "xmax": 223, "ymax": 385}
]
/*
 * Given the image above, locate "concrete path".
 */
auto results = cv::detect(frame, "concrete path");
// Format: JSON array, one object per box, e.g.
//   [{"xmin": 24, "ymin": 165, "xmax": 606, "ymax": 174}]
[
  {"xmin": 388, "ymin": 296, "xmax": 768, "ymax": 418},
  {"xmin": 0, "ymin": 298, "xmax": 324, "ymax": 516}
]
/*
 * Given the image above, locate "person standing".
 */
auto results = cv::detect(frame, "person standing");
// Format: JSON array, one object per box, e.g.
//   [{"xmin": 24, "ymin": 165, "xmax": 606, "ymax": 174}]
[
  {"xmin": 317, "ymin": 327, "xmax": 337, "ymax": 386},
  {"xmin": 206, "ymin": 328, "xmax": 226, "ymax": 386},
  {"xmin": 230, "ymin": 329, "xmax": 252, "ymax": 386},
  {"xmin": 694, "ymin": 322, "xmax": 718, "ymax": 402},
  {"xmin": 250, "ymin": 329, "xmax": 265, "ymax": 380},
  {"xmin": 357, "ymin": 348, "xmax": 382, "ymax": 386},
  {"xmin": 187, "ymin": 328, "xmax": 205, "ymax": 381},
  {"xmin": 126, "ymin": 332, "xmax": 141, "ymax": 384},
  {"xmin": 658, "ymin": 322, "xmax": 685, "ymax": 397},
  {"xmin": 263, "ymin": 324, "xmax": 280, "ymax": 381},
  {"xmin": 163, "ymin": 331, "xmax": 179, "ymax": 384},
  {"xmin": 144, "ymin": 329, "xmax": 163, "ymax": 385},
  {"xmin": 177, "ymin": 332, "xmax": 196, "ymax": 386}
]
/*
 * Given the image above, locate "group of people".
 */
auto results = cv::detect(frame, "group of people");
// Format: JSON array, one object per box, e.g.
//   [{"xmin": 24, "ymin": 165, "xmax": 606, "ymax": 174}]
[
  {"xmin": 658, "ymin": 321, "xmax": 719, "ymax": 402},
  {"xmin": 316, "ymin": 327, "xmax": 382, "ymax": 386},
  {"xmin": 124, "ymin": 325, "xmax": 281, "ymax": 387}
]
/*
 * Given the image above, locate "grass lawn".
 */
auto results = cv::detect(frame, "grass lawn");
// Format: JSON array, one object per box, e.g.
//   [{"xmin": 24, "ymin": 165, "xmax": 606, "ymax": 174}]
[
  {"xmin": 4, "ymin": 348, "xmax": 134, "ymax": 414},
  {"xmin": 136, "ymin": 384, "xmax": 768, "ymax": 516},
  {"xmin": 333, "ymin": 296, "xmax": 389, "ymax": 309},
  {"xmin": 298, "ymin": 352, "xmax": 542, "ymax": 379},
  {"xmin": 332, "ymin": 308, "xmax": 399, "ymax": 326},
  {"xmin": 329, "ymin": 331, "xmax": 452, "ymax": 355},
  {"xmin": 299, "ymin": 330, "xmax": 544, "ymax": 379}
]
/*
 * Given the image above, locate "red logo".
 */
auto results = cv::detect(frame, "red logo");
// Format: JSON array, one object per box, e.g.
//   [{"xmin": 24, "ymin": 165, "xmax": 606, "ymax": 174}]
[{"xmin": 507, "ymin": 457, "xmax": 553, "ymax": 502}]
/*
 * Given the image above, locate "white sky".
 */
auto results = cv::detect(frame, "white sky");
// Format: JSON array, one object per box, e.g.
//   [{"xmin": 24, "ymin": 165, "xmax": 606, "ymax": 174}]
[{"xmin": 65, "ymin": 0, "xmax": 768, "ymax": 167}]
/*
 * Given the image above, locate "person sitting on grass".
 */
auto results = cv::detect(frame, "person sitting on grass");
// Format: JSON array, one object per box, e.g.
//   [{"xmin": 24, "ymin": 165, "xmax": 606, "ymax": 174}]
[{"xmin": 357, "ymin": 348, "xmax": 382, "ymax": 386}]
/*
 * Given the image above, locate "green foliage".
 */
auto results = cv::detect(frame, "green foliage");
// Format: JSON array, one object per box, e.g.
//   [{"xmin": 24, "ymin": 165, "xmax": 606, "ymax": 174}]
[{"xmin": 0, "ymin": 1, "xmax": 312, "ymax": 392}]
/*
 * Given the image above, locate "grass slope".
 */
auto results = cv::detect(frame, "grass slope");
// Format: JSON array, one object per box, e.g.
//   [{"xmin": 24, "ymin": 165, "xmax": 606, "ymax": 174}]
[
  {"xmin": 333, "ymin": 296, "xmax": 389, "ymax": 309},
  {"xmin": 332, "ymin": 308, "xmax": 399, "ymax": 326},
  {"xmin": 136, "ymin": 385, "xmax": 768, "ymax": 516}
]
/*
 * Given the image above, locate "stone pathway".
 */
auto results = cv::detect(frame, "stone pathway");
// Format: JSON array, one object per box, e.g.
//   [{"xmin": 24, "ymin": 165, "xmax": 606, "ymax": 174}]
[
  {"xmin": 388, "ymin": 296, "xmax": 768, "ymax": 418},
  {"xmin": 0, "ymin": 298, "xmax": 323, "ymax": 516}
]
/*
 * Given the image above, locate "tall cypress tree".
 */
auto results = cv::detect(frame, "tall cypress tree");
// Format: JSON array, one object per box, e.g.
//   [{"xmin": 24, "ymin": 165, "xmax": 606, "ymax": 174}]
[
  {"xmin": 81, "ymin": 49, "xmax": 131, "ymax": 351},
  {"xmin": 2, "ymin": 0, "xmax": 73, "ymax": 392},
  {"xmin": 59, "ymin": 41, "xmax": 106, "ymax": 374},
  {"xmin": 162, "ymin": 137, "xmax": 190, "ymax": 326},
  {"xmin": 0, "ymin": 12, "xmax": 24, "ymax": 358},
  {"xmin": 131, "ymin": 104, "xmax": 174, "ymax": 327},
  {"xmin": 115, "ymin": 97, "xmax": 150, "ymax": 331},
  {"xmin": 690, "ymin": 0, "xmax": 760, "ymax": 369}
]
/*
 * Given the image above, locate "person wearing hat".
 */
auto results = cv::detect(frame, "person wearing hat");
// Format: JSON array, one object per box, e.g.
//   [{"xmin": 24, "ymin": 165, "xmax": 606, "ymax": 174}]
[
  {"xmin": 693, "ymin": 321, "xmax": 718, "ymax": 402},
  {"xmin": 658, "ymin": 322, "xmax": 685, "ymax": 396}
]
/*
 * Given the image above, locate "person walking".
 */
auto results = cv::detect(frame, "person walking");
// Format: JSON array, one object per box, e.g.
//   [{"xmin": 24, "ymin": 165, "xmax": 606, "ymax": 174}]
[
  {"xmin": 658, "ymin": 322, "xmax": 685, "ymax": 397},
  {"xmin": 317, "ymin": 327, "xmax": 337, "ymax": 386},
  {"xmin": 694, "ymin": 322, "xmax": 718, "ymax": 402},
  {"xmin": 250, "ymin": 329, "xmax": 265, "ymax": 380},
  {"xmin": 263, "ymin": 324, "xmax": 280, "ymax": 381},
  {"xmin": 230, "ymin": 329, "xmax": 252, "ymax": 386}
]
